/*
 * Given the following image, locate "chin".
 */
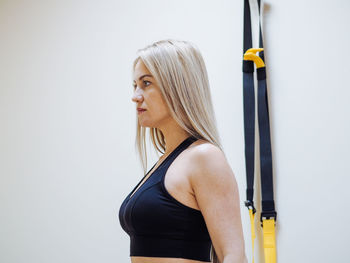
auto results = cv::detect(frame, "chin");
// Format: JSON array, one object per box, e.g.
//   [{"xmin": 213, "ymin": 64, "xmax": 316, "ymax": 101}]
[
  {"xmin": 138, "ymin": 116, "xmax": 164, "ymax": 128},
  {"xmin": 138, "ymin": 120, "xmax": 155, "ymax": 128}
]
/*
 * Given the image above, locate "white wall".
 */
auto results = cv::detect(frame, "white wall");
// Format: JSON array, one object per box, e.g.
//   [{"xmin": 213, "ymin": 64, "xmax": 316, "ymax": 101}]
[{"xmin": 1, "ymin": 0, "xmax": 349, "ymax": 262}]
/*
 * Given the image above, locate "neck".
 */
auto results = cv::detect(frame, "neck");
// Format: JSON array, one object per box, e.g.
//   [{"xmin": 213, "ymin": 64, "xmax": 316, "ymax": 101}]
[{"xmin": 157, "ymin": 120, "xmax": 191, "ymax": 156}]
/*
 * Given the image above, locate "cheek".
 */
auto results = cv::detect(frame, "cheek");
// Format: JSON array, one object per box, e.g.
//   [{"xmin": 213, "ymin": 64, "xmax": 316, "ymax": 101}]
[
  {"xmin": 157, "ymin": 97, "xmax": 170, "ymax": 114},
  {"xmin": 149, "ymin": 92, "xmax": 168, "ymax": 111}
]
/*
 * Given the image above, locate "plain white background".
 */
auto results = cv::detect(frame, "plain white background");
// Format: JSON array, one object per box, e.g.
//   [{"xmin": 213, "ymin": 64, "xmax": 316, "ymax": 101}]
[{"xmin": 1, "ymin": 0, "xmax": 349, "ymax": 262}]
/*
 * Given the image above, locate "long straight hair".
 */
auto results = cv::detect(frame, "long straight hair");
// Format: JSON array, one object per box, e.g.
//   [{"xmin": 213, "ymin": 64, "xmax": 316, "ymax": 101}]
[{"xmin": 132, "ymin": 39, "xmax": 222, "ymax": 263}]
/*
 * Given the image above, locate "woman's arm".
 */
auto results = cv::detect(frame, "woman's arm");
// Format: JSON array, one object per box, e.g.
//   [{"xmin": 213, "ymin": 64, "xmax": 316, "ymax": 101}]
[{"xmin": 189, "ymin": 143, "xmax": 248, "ymax": 263}]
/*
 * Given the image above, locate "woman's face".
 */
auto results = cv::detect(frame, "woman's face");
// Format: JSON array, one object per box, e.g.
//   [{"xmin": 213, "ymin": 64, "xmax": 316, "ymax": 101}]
[{"xmin": 132, "ymin": 60, "xmax": 171, "ymax": 128}]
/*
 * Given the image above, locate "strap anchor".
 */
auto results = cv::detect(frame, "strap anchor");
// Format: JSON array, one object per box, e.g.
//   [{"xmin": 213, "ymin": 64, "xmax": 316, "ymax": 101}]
[{"xmin": 243, "ymin": 48, "xmax": 265, "ymax": 68}]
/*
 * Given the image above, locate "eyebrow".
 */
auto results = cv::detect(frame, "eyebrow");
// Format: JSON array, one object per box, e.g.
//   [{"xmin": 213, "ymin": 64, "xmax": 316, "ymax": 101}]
[{"xmin": 133, "ymin": 74, "xmax": 153, "ymax": 82}]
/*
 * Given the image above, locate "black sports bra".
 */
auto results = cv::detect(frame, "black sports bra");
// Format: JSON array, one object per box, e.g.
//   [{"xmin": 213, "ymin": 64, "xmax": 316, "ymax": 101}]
[{"xmin": 118, "ymin": 136, "xmax": 212, "ymax": 262}]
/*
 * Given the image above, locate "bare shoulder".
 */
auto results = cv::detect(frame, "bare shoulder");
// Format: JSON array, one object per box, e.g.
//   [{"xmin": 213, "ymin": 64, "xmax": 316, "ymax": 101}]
[{"xmin": 187, "ymin": 139, "xmax": 235, "ymax": 184}]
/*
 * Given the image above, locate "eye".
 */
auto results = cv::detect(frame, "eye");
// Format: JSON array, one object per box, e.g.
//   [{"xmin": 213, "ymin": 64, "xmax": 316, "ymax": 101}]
[
  {"xmin": 133, "ymin": 80, "xmax": 151, "ymax": 90},
  {"xmin": 143, "ymin": 80, "xmax": 151, "ymax": 86}
]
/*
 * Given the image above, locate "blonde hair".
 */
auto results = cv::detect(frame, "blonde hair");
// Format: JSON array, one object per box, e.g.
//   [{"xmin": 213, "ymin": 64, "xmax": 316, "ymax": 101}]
[{"xmin": 132, "ymin": 39, "xmax": 223, "ymax": 262}]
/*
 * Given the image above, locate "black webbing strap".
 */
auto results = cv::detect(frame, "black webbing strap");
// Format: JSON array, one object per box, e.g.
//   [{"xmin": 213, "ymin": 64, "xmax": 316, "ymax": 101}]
[
  {"xmin": 242, "ymin": 0, "xmax": 277, "ymax": 222},
  {"xmin": 243, "ymin": 0, "xmax": 256, "ymax": 212}
]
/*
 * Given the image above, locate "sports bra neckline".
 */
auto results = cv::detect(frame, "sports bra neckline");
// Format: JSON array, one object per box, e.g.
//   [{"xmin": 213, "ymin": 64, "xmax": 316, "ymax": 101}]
[{"xmin": 128, "ymin": 135, "xmax": 197, "ymax": 200}]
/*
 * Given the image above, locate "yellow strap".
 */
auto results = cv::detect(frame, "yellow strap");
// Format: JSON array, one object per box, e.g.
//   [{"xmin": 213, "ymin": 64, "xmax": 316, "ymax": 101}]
[
  {"xmin": 248, "ymin": 209, "xmax": 256, "ymax": 263},
  {"xmin": 262, "ymin": 219, "xmax": 276, "ymax": 263}
]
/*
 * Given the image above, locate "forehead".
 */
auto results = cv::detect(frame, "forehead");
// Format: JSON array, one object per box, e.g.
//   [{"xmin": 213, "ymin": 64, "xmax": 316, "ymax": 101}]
[{"xmin": 133, "ymin": 60, "xmax": 152, "ymax": 81}]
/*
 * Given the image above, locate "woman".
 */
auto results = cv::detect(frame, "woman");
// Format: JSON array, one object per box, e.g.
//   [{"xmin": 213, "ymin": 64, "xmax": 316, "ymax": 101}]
[{"xmin": 119, "ymin": 39, "xmax": 247, "ymax": 263}]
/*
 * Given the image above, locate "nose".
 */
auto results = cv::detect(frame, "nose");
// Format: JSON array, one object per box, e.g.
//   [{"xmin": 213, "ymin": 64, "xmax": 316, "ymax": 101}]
[{"xmin": 131, "ymin": 88, "xmax": 143, "ymax": 103}]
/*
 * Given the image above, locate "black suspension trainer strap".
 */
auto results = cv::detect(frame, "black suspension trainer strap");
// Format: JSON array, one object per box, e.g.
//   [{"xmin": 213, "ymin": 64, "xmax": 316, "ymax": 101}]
[{"xmin": 242, "ymin": 0, "xmax": 277, "ymax": 262}]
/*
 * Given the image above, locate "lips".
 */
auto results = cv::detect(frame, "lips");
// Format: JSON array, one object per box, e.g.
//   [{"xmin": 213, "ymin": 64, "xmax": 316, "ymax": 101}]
[
  {"xmin": 137, "ymin": 108, "xmax": 146, "ymax": 111},
  {"xmin": 137, "ymin": 108, "xmax": 146, "ymax": 114}
]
